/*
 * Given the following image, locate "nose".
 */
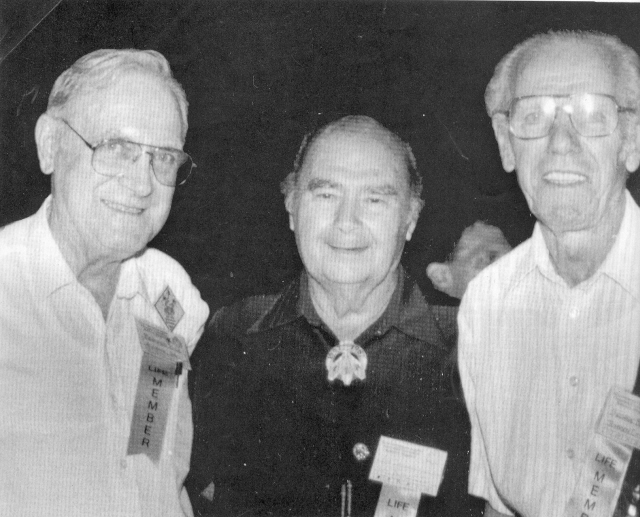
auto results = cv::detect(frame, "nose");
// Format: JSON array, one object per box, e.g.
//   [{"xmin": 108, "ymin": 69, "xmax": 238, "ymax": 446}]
[
  {"xmin": 119, "ymin": 152, "xmax": 154, "ymax": 196},
  {"xmin": 334, "ymin": 195, "xmax": 361, "ymax": 232},
  {"xmin": 548, "ymin": 108, "xmax": 580, "ymax": 155}
]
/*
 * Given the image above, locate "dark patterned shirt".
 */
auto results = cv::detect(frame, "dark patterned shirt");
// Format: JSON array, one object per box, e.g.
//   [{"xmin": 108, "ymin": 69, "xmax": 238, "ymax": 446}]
[{"xmin": 187, "ymin": 269, "xmax": 481, "ymax": 517}]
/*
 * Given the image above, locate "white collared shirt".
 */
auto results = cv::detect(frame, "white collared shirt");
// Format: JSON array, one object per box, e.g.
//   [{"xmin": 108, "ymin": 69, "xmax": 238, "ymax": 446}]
[
  {"xmin": 458, "ymin": 191, "xmax": 640, "ymax": 517},
  {"xmin": 0, "ymin": 197, "xmax": 209, "ymax": 517}
]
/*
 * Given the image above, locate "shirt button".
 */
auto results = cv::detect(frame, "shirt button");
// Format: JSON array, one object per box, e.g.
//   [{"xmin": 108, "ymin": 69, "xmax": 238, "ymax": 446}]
[
  {"xmin": 120, "ymin": 459, "xmax": 128, "ymax": 469},
  {"xmin": 569, "ymin": 376, "xmax": 579, "ymax": 387},
  {"xmin": 567, "ymin": 448, "xmax": 575, "ymax": 459},
  {"xmin": 352, "ymin": 443, "xmax": 371, "ymax": 462},
  {"xmin": 569, "ymin": 308, "xmax": 579, "ymax": 319}
]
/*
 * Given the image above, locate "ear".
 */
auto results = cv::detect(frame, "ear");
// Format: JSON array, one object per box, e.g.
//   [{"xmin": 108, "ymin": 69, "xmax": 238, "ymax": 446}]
[
  {"xmin": 284, "ymin": 191, "xmax": 296, "ymax": 232},
  {"xmin": 622, "ymin": 116, "xmax": 640, "ymax": 174},
  {"xmin": 35, "ymin": 114, "xmax": 57, "ymax": 176},
  {"xmin": 404, "ymin": 198, "xmax": 422, "ymax": 241},
  {"xmin": 426, "ymin": 263, "xmax": 454, "ymax": 294},
  {"xmin": 492, "ymin": 114, "xmax": 516, "ymax": 173}
]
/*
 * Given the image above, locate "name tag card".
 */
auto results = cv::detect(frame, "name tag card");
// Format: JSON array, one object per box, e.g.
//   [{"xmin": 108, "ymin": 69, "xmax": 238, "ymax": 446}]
[
  {"xmin": 598, "ymin": 387, "xmax": 640, "ymax": 450},
  {"xmin": 564, "ymin": 387, "xmax": 640, "ymax": 517},
  {"xmin": 135, "ymin": 318, "xmax": 190, "ymax": 369},
  {"xmin": 369, "ymin": 436, "xmax": 448, "ymax": 496}
]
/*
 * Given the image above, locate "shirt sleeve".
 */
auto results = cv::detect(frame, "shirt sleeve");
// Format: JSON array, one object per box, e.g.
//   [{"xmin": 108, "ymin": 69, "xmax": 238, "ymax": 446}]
[{"xmin": 457, "ymin": 292, "xmax": 514, "ymax": 516}]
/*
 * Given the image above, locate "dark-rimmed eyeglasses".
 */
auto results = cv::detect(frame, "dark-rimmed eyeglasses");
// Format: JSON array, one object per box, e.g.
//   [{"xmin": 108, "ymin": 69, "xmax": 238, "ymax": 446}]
[
  {"xmin": 500, "ymin": 93, "xmax": 636, "ymax": 140},
  {"xmin": 59, "ymin": 119, "xmax": 195, "ymax": 187}
]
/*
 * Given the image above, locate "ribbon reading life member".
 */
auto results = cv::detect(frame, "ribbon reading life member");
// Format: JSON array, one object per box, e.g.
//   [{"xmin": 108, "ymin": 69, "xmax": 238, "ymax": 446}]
[
  {"xmin": 126, "ymin": 318, "xmax": 190, "ymax": 462},
  {"xmin": 565, "ymin": 386, "xmax": 640, "ymax": 517}
]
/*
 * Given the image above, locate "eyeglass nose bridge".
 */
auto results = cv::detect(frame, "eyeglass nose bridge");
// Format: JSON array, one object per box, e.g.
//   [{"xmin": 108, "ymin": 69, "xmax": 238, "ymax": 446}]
[
  {"xmin": 118, "ymin": 144, "xmax": 163, "ymax": 177},
  {"xmin": 548, "ymin": 103, "xmax": 579, "ymax": 134}
]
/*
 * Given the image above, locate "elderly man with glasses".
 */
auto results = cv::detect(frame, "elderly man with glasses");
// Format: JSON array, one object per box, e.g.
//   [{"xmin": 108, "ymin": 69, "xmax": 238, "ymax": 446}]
[
  {"xmin": 458, "ymin": 31, "xmax": 640, "ymax": 517},
  {"xmin": 0, "ymin": 49, "xmax": 208, "ymax": 517}
]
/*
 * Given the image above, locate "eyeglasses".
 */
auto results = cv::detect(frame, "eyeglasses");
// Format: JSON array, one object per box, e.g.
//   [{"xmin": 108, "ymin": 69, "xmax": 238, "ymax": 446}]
[
  {"xmin": 502, "ymin": 93, "xmax": 636, "ymax": 140},
  {"xmin": 59, "ymin": 119, "xmax": 195, "ymax": 187}
]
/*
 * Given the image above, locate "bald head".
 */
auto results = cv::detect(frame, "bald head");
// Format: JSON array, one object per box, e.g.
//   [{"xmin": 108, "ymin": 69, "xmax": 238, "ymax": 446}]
[{"xmin": 281, "ymin": 115, "xmax": 424, "ymax": 211}]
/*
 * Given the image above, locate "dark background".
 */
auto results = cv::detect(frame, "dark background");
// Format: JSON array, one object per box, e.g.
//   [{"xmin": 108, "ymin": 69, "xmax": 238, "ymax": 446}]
[{"xmin": 2, "ymin": 0, "xmax": 640, "ymax": 311}]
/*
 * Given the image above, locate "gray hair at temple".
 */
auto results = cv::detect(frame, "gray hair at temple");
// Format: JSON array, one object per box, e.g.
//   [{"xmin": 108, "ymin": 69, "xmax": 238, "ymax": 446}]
[
  {"xmin": 46, "ymin": 49, "xmax": 189, "ymax": 141},
  {"xmin": 485, "ymin": 30, "xmax": 640, "ymax": 117},
  {"xmin": 281, "ymin": 115, "xmax": 424, "ymax": 210}
]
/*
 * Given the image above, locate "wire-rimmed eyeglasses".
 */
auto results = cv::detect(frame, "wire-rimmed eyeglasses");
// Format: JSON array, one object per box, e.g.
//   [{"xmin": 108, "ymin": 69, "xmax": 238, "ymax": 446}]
[
  {"xmin": 59, "ymin": 119, "xmax": 195, "ymax": 187},
  {"xmin": 499, "ymin": 93, "xmax": 636, "ymax": 140}
]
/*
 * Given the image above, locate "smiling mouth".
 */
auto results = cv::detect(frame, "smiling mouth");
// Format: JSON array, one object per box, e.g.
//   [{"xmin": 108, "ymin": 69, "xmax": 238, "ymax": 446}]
[
  {"xmin": 329, "ymin": 245, "xmax": 367, "ymax": 253},
  {"xmin": 544, "ymin": 172, "xmax": 587, "ymax": 185},
  {"xmin": 102, "ymin": 199, "xmax": 145, "ymax": 215}
]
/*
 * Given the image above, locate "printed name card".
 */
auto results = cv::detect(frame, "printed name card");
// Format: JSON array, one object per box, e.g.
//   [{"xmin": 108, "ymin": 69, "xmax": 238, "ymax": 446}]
[
  {"xmin": 135, "ymin": 318, "xmax": 190, "ymax": 369},
  {"xmin": 369, "ymin": 436, "xmax": 448, "ymax": 496},
  {"xmin": 597, "ymin": 387, "xmax": 640, "ymax": 450},
  {"xmin": 370, "ymin": 437, "xmax": 448, "ymax": 517}
]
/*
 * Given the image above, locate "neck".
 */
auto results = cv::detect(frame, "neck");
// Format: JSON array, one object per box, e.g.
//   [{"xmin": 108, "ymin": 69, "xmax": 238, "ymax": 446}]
[
  {"xmin": 48, "ymin": 207, "xmax": 123, "ymax": 320},
  {"xmin": 308, "ymin": 270, "xmax": 399, "ymax": 341},
  {"xmin": 541, "ymin": 198, "xmax": 625, "ymax": 287}
]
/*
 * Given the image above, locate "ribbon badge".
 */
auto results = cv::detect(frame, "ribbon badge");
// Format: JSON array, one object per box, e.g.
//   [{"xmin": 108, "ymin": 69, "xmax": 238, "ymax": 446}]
[
  {"xmin": 565, "ymin": 387, "xmax": 640, "ymax": 517},
  {"xmin": 127, "ymin": 318, "xmax": 190, "ymax": 462},
  {"xmin": 326, "ymin": 341, "xmax": 367, "ymax": 387}
]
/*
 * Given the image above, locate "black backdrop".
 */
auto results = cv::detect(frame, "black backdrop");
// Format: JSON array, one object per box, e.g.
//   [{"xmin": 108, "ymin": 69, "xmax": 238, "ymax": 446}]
[{"xmin": 2, "ymin": 0, "xmax": 640, "ymax": 311}]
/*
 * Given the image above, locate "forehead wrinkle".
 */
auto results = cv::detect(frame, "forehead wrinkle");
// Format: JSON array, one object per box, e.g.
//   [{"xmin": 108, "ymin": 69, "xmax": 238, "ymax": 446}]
[
  {"xmin": 67, "ymin": 72, "xmax": 183, "ymax": 149},
  {"xmin": 516, "ymin": 41, "xmax": 615, "ymax": 97}
]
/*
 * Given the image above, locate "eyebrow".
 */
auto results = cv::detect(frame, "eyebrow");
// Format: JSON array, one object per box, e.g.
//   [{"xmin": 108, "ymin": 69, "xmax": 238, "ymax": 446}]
[
  {"xmin": 98, "ymin": 131, "xmax": 183, "ymax": 153},
  {"xmin": 306, "ymin": 178, "xmax": 339, "ymax": 191},
  {"xmin": 366, "ymin": 185, "xmax": 398, "ymax": 196},
  {"xmin": 306, "ymin": 178, "xmax": 399, "ymax": 196}
]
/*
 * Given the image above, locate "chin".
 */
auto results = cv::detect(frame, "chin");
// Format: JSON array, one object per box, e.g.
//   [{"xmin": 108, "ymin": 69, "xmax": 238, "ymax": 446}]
[
  {"xmin": 313, "ymin": 262, "xmax": 372, "ymax": 284},
  {"xmin": 541, "ymin": 212, "xmax": 595, "ymax": 233}
]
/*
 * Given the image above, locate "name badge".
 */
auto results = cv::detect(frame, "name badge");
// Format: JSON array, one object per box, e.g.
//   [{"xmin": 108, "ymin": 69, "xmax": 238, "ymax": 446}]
[
  {"xmin": 127, "ymin": 354, "xmax": 176, "ymax": 462},
  {"xmin": 565, "ymin": 387, "xmax": 640, "ymax": 517},
  {"xmin": 598, "ymin": 387, "xmax": 640, "ymax": 450},
  {"xmin": 126, "ymin": 319, "xmax": 190, "ymax": 462},
  {"xmin": 370, "ymin": 436, "xmax": 448, "ymax": 517},
  {"xmin": 135, "ymin": 318, "xmax": 190, "ymax": 369}
]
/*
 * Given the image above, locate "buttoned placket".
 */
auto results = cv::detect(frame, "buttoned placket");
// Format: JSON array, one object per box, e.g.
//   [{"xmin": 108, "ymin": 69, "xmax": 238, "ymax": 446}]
[
  {"xmin": 103, "ymin": 293, "xmax": 141, "ymax": 504},
  {"xmin": 557, "ymin": 285, "xmax": 590, "ymax": 471}
]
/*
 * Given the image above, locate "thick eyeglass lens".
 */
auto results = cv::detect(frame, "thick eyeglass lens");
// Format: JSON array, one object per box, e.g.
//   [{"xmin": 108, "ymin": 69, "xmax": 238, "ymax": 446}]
[
  {"xmin": 509, "ymin": 94, "xmax": 620, "ymax": 139},
  {"xmin": 92, "ymin": 140, "xmax": 192, "ymax": 186}
]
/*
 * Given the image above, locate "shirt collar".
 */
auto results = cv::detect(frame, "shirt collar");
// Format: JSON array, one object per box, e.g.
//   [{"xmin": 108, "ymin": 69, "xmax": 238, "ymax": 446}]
[
  {"xmin": 598, "ymin": 190, "xmax": 640, "ymax": 301},
  {"xmin": 27, "ymin": 196, "xmax": 77, "ymax": 298},
  {"xmin": 508, "ymin": 190, "xmax": 640, "ymax": 300},
  {"xmin": 115, "ymin": 255, "xmax": 150, "ymax": 303},
  {"xmin": 252, "ymin": 266, "xmax": 443, "ymax": 344}
]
